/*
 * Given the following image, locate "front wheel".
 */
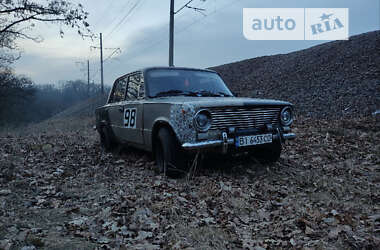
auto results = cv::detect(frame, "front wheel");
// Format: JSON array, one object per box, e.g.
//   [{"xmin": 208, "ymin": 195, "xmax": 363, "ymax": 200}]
[{"xmin": 155, "ymin": 127, "xmax": 185, "ymax": 175}]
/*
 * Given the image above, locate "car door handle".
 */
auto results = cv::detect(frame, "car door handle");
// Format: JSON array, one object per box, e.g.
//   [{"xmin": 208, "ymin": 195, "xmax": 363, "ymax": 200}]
[{"xmin": 118, "ymin": 107, "xmax": 124, "ymax": 113}]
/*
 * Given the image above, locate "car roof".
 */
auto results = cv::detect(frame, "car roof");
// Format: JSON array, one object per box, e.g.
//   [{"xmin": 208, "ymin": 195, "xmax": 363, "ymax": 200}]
[
  {"xmin": 113, "ymin": 66, "xmax": 218, "ymax": 84},
  {"xmin": 141, "ymin": 66, "xmax": 217, "ymax": 74}
]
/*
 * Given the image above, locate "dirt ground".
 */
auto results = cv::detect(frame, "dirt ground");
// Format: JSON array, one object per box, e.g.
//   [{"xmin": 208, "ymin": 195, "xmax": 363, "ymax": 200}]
[{"xmin": 0, "ymin": 117, "xmax": 379, "ymax": 249}]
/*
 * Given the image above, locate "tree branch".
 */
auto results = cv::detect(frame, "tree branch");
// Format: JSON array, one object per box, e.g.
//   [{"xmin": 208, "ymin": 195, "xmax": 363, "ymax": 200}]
[
  {"xmin": 0, "ymin": 0, "xmax": 92, "ymax": 64},
  {"xmin": 0, "ymin": 14, "xmax": 38, "ymax": 33}
]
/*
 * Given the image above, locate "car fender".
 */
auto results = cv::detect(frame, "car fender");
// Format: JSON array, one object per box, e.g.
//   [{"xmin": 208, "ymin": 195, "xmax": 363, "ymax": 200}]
[
  {"xmin": 151, "ymin": 118, "xmax": 177, "ymax": 155},
  {"xmin": 151, "ymin": 104, "xmax": 198, "ymax": 152},
  {"xmin": 167, "ymin": 104, "xmax": 197, "ymax": 145}
]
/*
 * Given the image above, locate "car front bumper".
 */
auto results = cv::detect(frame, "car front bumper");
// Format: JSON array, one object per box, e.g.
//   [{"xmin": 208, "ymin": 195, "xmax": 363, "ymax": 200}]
[{"xmin": 182, "ymin": 131, "xmax": 296, "ymax": 152}]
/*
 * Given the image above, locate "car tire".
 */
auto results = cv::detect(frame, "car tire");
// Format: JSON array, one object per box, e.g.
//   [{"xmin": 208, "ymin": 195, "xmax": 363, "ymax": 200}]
[
  {"xmin": 100, "ymin": 126, "xmax": 116, "ymax": 152},
  {"xmin": 251, "ymin": 140, "xmax": 282, "ymax": 163},
  {"xmin": 155, "ymin": 127, "xmax": 185, "ymax": 175}
]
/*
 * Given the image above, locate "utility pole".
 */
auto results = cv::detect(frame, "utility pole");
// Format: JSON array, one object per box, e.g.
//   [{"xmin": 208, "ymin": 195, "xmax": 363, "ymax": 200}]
[
  {"xmin": 168, "ymin": 0, "xmax": 205, "ymax": 67},
  {"xmin": 169, "ymin": 0, "xmax": 174, "ymax": 67},
  {"xmin": 91, "ymin": 38, "xmax": 121, "ymax": 94},
  {"xmin": 87, "ymin": 60, "xmax": 90, "ymax": 97},
  {"xmin": 74, "ymin": 60, "xmax": 88, "ymax": 91},
  {"xmin": 100, "ymin": 33, "xmax": 104, "ymax": 94}
]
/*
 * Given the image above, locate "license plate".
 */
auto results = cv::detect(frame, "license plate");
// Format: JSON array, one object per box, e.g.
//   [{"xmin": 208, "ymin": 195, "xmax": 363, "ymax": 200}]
[{"xmin": 236, "ymin": 134, "xmax": 273, "ymax": 147}]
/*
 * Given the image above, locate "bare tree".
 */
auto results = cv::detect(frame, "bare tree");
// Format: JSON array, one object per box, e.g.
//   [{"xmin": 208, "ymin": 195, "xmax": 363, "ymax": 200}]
[
  {"xmin": 0, "ymin": 67, "xmax": 34, "ymax": 106},
  {"xmin": 0, "ymin": 0, "xmax": 91, "ymax": 55}
]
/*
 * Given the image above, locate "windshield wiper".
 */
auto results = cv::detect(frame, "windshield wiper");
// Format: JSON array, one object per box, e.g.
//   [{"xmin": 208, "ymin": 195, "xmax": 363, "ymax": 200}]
[
  {"xmin": 153, "ymin": 90, "xmax": 184, "ymax": 97},
  {"xmin": 152, "ymin": 90, "xmax": 196, "ymax": 98},
  {"xmin": 216, "ymin": 91, "xmax": 233, "ymax": 97},
  {"xmin": 152, "ymin": 90, "xmax": 233, "ymax": 98},
  {"xmin": 191, "ymin": 90, "xmax": 233, "ymax": 97}
]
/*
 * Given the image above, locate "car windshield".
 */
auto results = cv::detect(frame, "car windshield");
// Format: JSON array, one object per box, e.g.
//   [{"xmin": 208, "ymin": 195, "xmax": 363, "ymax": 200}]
[{"xmin": 145, "ymin": 69, "xmax": 233, "ymax": 98}]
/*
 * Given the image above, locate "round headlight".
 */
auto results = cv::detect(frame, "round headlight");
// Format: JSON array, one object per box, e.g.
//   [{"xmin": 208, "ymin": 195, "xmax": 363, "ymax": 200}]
[
  {"xmin": 194, "ymin": 110, "xmax": 212, "ymax": 132},
  {"xmin": 280, "ymin": 106, "xmax": 293, "ymax": 126}
]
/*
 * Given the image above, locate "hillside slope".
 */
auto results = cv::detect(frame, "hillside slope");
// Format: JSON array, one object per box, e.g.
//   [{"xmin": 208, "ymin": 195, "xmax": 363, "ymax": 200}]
[
  {"xmin": 211, "ymin": 30, "xmax": 380, "ymax": 118},
  {"xmin": 50, "ymin": 94, "xmax": 108, "ymax": 120}
]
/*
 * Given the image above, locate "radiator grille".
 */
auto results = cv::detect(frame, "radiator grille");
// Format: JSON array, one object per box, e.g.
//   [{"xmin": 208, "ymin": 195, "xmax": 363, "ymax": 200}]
[{"xmin": 208, "ymin": 107, "xmax": 281, "ymax": 130}]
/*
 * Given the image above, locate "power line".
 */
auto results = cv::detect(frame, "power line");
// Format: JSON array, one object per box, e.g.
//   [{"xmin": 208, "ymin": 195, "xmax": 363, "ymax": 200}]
[
  {"xmin": 89, "ymin": 0, "xmax": 242, "ymax": 82},
  {"xmin": 117, "ymin": 3, "xmax": 193, "ymax": 54},
  {"xmin": 114, "ymin": 0, "xmax": 207, "ymax": 61},
  {"xmin": 105, "ymin": 0, "xmax": 142, "ymax": 39},
  {"xmin": 119, "ymin": 0, "xmax": 242, "ymax": 62},
  {"xmin": 102, "ymin": 0, "xmax": 134, "ymax": 37},
  {"xmin": 104, "ymin": 48, "xmax": 122, "ymax": 62},
  {"xmin": 105, "ymin": 0, "xmax": 200, "ymax": 61},
  {"xmin": 74, "ymin": 61, "xmax": 88, "ymax": 80},
  {"xmin": 170, "ymin": 0, "xmax": 206, "ymax": 65},
  {"xmin": 175, "ymin": 0, "xmax": 206, "ymax": 14},
  {"xmin": 93, "ymin": 1, "xmax": 116, "ymax": 28},
  {"xmin": 88, "ymin": 47, "xmax": 122, "ymax": 85},
  {"xmin": 175, "ymin": 0, "xmax": 242, "ymax": 35},
  {"xmin": 106, "ymin": 1, "xmax": 139, "ymax": 38}
]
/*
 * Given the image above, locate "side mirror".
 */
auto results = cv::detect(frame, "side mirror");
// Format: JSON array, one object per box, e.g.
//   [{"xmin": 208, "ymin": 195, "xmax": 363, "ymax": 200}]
[{"xmin": 232, "ymin": 92, "xmax": 239, "ymax": 97}]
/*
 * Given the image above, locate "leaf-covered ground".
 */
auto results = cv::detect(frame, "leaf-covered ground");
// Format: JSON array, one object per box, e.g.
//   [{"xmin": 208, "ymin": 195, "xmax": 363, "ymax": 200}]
[{"xmin": 0, "ymin": 117, "xmax": 379, "ymax": 249}]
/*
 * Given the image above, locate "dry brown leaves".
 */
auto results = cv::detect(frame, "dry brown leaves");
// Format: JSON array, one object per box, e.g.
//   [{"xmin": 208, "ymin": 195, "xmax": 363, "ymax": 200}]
[{"xmin": 0, "ymin": 116, "xmax": 379, "ymax": 249}]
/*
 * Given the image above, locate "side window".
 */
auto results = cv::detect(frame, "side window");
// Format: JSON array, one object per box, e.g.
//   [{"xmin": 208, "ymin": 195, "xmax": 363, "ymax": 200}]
[
  {"xmin": 126, "ymin": 73, "xmax": 140, "ymax": 100},
  {"xmin": 138, "ymin": 73, "xmax": 145, "ymax": 99},
  {"xmin": 109, "ymin": 77, "xmax": 127, "ymax": 103}
]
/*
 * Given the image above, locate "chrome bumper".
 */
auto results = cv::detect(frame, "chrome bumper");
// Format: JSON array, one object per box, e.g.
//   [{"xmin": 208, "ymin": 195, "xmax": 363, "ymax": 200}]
[
  {"xmin": 182, "ymin": 133, "xmax": 296, "ymax": 151},
  {"xmin": 282, "ymin": 133, "xmax": 296, "ymax": 140},
  {"xmin": 182, "ymin": 138, "xmax": 235, "ymax": 150}
]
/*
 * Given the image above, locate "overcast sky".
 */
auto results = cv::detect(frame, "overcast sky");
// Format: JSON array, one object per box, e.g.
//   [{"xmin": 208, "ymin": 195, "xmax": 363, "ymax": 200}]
[{"xmin": 11, "ymin": 0, "xmax": 380, "ymax": 86}]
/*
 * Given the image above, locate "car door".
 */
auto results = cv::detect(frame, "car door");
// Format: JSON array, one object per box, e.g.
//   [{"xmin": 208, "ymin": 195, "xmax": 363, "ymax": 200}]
[
  {"xmin": 120, "ymin": 72, "xmax": 144, "ymax": 145},
  {"xmin": 108, "ymin": 76, "xmax": 128, "ymax": 140}
]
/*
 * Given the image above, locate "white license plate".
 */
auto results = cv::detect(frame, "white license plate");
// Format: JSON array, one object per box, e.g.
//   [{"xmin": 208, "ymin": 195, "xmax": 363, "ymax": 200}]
[{"xmin": 236, "ymin": 134, "xmax": 273, "ymax": 147}]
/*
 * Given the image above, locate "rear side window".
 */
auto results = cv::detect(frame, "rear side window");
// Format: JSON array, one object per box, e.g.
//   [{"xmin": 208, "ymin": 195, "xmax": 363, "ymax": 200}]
[
  {"xmin": 126, "ymin": 74, "xmax": 140, "ymax": 100},
  {"xmin": 138, "ymin": 74, "xmax": 145, "ymax": 99},
  {"xmin": 109, "ymin": 77, "xmax": 127, "ymax": 103}
]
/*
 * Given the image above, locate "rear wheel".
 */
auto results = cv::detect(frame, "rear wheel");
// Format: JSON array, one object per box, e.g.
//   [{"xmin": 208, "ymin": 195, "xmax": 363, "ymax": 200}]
[
  {"xmin": 155, "ymin": 127, "xmax": 185, "ymax": 175},
  {"xmin": 251, "ymin": 140, "xmax": 282, "ymax": 163},
  {"xmin": 99, "ymin": 126, "xmax": 116, "ymax": 152}
]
